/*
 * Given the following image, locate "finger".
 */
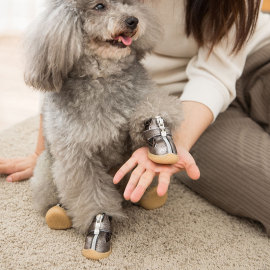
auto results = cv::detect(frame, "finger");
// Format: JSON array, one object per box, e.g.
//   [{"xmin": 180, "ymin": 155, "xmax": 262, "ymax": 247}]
[
  {"xmin": 186, "ymin": 162, "xmax": 200, "ymax": 180},
  {"xmin": 113, "ymin": 157, "xmax": 137, "ymax": 184},
  {"xmin": 0, "ymin": 163, "xmax": 17, "ymax": 175},
  {"xmin": 124, "ymin": 165, "xmax": 146, "ymax": 200},
  {"xmin": 130, "ymin": 170, "xmax": 156, "ymax": 203},
  {"xmin": 6, "ymin": 168, "xmax": 32, "ymax": 182},
  {"xmin": 178, "ymin": 152, "xmax": 200, "ymax": 180},
  {"xmin": 0, "ymin": 160, "xmax": 29, "ymax": 175},
  {"xmin": 0, "ymin": 157, "xmax": 24, "ymax": 164},
  {"xmin": 157, "ymin": 171, "xmax": 171, "ymax": 197}
]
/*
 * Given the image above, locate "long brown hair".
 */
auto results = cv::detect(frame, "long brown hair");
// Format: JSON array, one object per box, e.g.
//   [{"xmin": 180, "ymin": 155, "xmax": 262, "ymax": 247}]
[{"xmin": 185, "ymin": 0, "xmax": 261, "ymax": 52}]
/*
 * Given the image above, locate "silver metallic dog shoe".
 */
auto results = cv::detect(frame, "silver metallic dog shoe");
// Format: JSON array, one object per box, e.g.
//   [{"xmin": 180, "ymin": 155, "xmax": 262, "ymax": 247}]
[
  {"xmin": 82, "ymin": 213, "xmax": 112, "ymax": 260},
  {"xmin": 144, "ymin": 116, "xmax": 179, "ymax": 165}
]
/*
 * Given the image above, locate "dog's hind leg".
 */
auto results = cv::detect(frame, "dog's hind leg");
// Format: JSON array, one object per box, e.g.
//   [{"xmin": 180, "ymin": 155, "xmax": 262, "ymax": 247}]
[
  {"xmin": 30, "ymin": 150, "xmax": 59, "ymax": 215},
  {"xmin": 53, "ymin": 157, "xmax": 125, "ymax": 234}
]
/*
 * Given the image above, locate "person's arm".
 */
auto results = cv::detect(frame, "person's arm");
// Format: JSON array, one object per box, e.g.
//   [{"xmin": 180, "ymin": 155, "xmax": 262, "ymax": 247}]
[
  {"xmin": 0, "ymin": 115, "xmax": 45, "ymax": 182},
  {"xmin": 35, "ymin": 114, "xmax": 45, "ymax": 156},
  {"xmin": 180, "ymin": 12, "xmax": 270, "ymax": 122},
  {"xmin": 173, "ymin": 101, "xmax": 213, "ymax": 151},
  {"xmin": 113, "ymin": 101, "xmax": 210, "ymax": 203}
]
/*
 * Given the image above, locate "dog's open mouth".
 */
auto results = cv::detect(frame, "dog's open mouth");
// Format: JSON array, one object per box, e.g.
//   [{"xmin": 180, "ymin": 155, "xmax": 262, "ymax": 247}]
[{"xmin": 106, "ymin": 35, "xmax": 133, "ymax": 49}]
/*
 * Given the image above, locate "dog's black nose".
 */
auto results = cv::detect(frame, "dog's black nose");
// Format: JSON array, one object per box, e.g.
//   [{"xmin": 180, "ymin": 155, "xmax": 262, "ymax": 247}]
[{"xmin": 125, "ymin": 17, "xmax": 139, "ymax": 30}]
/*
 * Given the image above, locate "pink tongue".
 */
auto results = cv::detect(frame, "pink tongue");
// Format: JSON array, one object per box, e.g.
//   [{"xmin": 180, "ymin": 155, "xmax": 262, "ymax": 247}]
[{"xmin": 115, "ymin": 36, "xmax": 133, "ymax": 46}]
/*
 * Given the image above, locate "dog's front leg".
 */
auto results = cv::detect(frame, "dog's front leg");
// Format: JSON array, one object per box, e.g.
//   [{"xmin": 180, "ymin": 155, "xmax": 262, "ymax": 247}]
[
  {"xmin": 52, "ymin": 157, "xmax": 125, "ymax": 234},
  {"xmin": 129, "ymin": 89, "xmax": 183, "ymax": 150}
]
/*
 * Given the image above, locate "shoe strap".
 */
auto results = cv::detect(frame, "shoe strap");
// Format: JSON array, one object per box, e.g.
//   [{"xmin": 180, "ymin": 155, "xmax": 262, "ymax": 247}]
[
  {"xmin": 88, "ymin": 229, "xmax": 111, "ymax": 234},
  {"xmin": 143, "ymin": 128, "xmax": 171, "ymax": 141}
]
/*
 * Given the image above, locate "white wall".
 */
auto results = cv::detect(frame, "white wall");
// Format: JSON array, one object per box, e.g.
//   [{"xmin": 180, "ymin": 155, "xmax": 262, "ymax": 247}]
[{"xmin": 0, "ymin": 0, "xmax": 45, "ymax": 35}]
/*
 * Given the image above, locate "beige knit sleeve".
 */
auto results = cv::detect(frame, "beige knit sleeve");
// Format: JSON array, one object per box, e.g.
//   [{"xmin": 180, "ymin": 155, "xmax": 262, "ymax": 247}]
[{"xmin": 180, "ymin": 12, "xmax": 270, "ymax": 121}]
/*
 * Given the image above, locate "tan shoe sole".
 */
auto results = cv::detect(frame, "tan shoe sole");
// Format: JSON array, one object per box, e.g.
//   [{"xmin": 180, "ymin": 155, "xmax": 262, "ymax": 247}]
[
  {"xmin": 148, "ymin": 152, "xmax": 179, "ymax": 165},
  {"xmin": 45, "ymin": 205, "xmax": 72, "ymax": 230},
  {"xmin": 82, "ymin": 248, "xmax": 112, "ymax": 260},
  {"xmin": 138, "ymin": 186, "xmax": 168, "ymax": 210}
]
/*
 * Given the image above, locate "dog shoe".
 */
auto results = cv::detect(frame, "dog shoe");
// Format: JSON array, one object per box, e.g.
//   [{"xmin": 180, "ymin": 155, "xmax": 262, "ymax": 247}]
[
  {"xmin": 82, "ymin": 213, "xmax": 112, "ymax": 260},
  {"xmin": 45, "ymin": 204, "xmax": 72, "ymax": 230},
  {"xmin": 138, "ymin": 186, "xmax": 168, "ymax": 210},
  {"xmin": 144, "ymin": 116, "xmax": 179, "ymax": 164}
]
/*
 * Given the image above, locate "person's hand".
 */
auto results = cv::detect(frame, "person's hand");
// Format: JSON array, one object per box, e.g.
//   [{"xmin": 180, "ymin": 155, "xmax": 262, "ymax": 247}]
[
  {"xmin": 0, "ymin": 153, "xmax": 39, "ymax": 182},
  {"xmin": 113, "ymin": 146, "xmax": 200, "ymax": 203}
]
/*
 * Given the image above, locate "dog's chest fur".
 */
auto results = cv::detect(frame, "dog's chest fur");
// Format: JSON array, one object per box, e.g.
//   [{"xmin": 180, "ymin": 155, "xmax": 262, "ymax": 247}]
[{"xmin": 42, "ymin": 58, "xmax": 151, "ymax": 166}]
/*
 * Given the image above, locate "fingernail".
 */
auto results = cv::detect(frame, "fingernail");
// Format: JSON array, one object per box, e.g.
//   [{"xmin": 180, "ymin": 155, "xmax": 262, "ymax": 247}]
[
  {"xmin": 124, "ymin": 192, "xmax": 129, "ymax": 200},
  {"xmin": 6, "ymin": 177, "xmax": 12, "ymax": 182}
]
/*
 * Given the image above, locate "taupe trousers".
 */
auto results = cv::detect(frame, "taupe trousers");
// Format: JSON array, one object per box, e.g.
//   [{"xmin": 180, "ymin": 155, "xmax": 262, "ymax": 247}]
[{"xmin": 176, "ymin": 44, "xmax": 270, "ymax": 235}]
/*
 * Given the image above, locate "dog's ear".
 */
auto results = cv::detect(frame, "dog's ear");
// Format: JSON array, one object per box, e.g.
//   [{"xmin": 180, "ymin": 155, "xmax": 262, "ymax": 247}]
[{"xmin": 24, "ymin": 2, "xmax": 83, "ymax": 92}]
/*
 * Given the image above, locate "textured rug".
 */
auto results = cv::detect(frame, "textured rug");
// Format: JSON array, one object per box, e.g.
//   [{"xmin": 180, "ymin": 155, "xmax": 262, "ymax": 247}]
[{"xmin": 0, "ymin": 116, "xmax": 269, "ymax": 270}]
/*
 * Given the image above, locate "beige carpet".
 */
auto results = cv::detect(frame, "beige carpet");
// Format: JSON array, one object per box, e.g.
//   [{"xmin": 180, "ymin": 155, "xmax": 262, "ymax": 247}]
[{"xmin": 0, "ymin": 116, "xmax": 270, "ymax": 270}]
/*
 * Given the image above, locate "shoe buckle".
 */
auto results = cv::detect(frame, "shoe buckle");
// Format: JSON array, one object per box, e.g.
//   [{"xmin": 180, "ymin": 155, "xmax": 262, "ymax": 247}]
[
  {"xmin": 156, "ymin": 116, "xmax": 167, "ymax": 137},
  {"xmin": 161, "ymin": 130, "xmax": 167, "ymax": 137},
  {"xmin": 94, "ymin": 214, "xmax": 104, "ymax": 235}
]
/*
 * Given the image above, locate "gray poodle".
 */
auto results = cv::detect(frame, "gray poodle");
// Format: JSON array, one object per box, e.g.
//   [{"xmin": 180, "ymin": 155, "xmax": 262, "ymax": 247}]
[{"xmin": 25, "ymin": 0, "xmax": 182, "ymax": 259}]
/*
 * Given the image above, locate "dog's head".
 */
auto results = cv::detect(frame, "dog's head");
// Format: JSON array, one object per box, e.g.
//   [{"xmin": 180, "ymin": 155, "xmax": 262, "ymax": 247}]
[
  {"xmin": 24, "ymin": 0, "xmax": 161, "ymax": 92},
  {"xmin": 79, "ymin": 0, "xmax": 161, "ymax": 60}
]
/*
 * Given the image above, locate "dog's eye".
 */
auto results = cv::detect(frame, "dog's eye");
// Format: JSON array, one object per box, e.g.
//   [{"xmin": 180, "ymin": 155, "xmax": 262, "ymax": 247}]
[{"xmin": 94, "ymin": 3, "xmax": 106, "ymax": 10}]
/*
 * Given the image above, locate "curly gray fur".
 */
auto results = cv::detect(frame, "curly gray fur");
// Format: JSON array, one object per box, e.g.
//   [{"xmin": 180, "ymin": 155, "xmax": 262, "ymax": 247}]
[
  {"xmin": 26, "ymin": 0, "xmax": 183, "ymax": 234},
  {"xmin": 30, "ymin": 150, "xmax": 58, "ymax": 215}
]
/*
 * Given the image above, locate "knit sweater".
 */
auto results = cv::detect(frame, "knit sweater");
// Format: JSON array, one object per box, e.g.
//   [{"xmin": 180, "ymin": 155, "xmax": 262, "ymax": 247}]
[{"xmin": 142, "ymin": 0, "xmax": 270, "ymax": 120}]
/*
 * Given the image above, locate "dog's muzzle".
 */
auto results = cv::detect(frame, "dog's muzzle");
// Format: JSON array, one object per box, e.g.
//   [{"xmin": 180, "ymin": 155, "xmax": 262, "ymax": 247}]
[{"xmin": 125, "ymin": 17, "xmax": 139, "ymax": 30}]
